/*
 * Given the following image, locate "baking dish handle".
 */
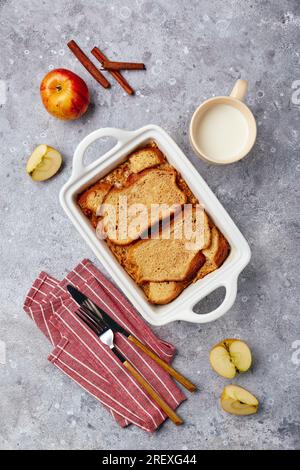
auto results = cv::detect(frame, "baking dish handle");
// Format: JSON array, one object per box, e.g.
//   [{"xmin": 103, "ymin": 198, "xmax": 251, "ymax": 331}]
[
  {"xmin": 71, "ymin": 128, "xmax": 134, "ymax": 179},
  {"xmin": 175, "ymin": 275, "xmax": 238, "ymax": 323}
]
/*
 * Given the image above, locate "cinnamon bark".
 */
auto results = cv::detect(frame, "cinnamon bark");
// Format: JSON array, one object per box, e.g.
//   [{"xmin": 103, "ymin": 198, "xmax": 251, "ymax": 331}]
[
  {"xmin": 68, "ymin": 40, "xmax": 110, "ymax": 89},
  {"xmin": 91, "ymin": 47, "xmax": 134, "ymax": 95}
]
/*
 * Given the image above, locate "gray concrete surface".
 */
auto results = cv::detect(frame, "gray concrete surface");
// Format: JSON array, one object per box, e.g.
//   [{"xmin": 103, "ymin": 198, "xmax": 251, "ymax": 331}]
[{"xmin": 0, "ymin": 0, "xmax": 299, "ymax": 450}]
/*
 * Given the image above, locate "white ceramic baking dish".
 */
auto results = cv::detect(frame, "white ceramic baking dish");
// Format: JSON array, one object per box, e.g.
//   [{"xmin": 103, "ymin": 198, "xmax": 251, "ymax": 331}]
[{"xmin": 59, "ymin": 125, "xmax": 251, "ymax": 325}]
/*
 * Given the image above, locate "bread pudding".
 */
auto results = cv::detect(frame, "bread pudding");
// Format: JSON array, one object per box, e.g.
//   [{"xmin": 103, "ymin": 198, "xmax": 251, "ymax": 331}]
[{"xmin": 77, "ymin": 142, "xmax": 230, "ymax": 304}]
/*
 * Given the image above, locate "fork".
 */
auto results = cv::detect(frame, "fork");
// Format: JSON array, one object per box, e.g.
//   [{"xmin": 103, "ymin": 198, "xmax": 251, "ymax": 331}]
[{"xmin": 76, "ymin": 306, "xmax": 183, "ymax": 426}]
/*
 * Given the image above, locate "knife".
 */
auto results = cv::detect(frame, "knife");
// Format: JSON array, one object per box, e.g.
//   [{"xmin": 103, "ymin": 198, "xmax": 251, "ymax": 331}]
[
  {"xmin": 67, "ymin": 284, "xmax": 197, "ymax": 392},
  {"xmin": 74, "ymin": 301, "xmax": 183, "ymax": 425}
]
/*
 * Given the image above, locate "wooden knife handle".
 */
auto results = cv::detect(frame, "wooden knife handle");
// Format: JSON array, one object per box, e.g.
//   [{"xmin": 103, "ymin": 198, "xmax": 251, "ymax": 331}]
[
  {"xmin": 128, "ymin": 335, "xmax": 197, "ymax": 393},
  {"xmin": 123, "ymin": 360, "xmax": 183, "ymax": 426}
]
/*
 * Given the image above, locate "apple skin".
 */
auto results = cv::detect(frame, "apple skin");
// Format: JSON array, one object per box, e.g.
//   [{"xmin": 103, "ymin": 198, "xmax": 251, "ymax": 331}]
[
  {"xmin": 40, "ymin": 68, "xmax": 90, "ymax": 120},
  {"xmin": 220, "ymin": 385, "xmax": 259, "ymax": 416}
]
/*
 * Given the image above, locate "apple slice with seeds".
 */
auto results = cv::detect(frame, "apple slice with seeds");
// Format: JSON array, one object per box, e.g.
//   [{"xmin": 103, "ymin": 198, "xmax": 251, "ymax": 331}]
[
  {"xmin": 26, "ymin": 144, "xmax": 62, "ymax": 181},
  {"xmin": 220, "ymin": 384, "xmax": 259, "ymax": 415},
  {"xmin": 228, "ymin": 339, "xmax": 252, "ymax": 372},
  {"xmin": 210, "ymin": 339, "xmax": 252, "ymax": 378}
]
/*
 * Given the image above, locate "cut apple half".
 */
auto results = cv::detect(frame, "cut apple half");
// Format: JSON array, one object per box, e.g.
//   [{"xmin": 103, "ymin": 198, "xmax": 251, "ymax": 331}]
[
  {"xmin": 221, "ymin": 384, "xmax": 259, "ymax": 416},
  {"xmin": 210, "ymin": 339, "xmax": 252, "ymax": 378},
  {"xmin": 26, "ymin": 144, "xmax": 62, "ymax": 181}
]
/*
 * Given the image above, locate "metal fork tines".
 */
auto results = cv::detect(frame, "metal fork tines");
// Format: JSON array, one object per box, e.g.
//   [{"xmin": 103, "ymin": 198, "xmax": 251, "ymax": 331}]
[
  {"xmin": 83, "ymin": 298, "xmax": 103, "ymax": 318},
  {"xmin": 75, "ymin": 305, "xmax": 183, "ymax": 425},
  {"xmin": 77, "ymin": 305, "xmax": 104, "ymax": 333},
  {"xmin": 77, "ymin": 306, "xmax": 115, "ymax": 352}
]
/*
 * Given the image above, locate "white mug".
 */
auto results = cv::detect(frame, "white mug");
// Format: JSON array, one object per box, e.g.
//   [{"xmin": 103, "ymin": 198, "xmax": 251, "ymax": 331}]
[{"xmin": 189, "ymin": 80, "xmax": 257, "ymax": 164}]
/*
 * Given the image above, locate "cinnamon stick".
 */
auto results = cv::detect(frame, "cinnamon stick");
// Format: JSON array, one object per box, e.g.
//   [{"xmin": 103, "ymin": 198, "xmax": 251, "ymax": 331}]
[
  {"xmin": 67, "ymin": 40, "xmax": 110, "ymax": 89},
  {"xmin": 102, "ymin": 60, "xmax": 145, "ymax": 71},
  {"xmin": 91, "ymin": 47, "xmax": 134, "ymax": 95}
]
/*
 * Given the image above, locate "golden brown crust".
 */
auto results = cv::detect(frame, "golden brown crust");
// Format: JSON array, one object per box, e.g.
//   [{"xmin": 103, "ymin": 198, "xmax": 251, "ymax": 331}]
[
  {"xmin": 195, "ymin": 227, "xmax": 230, "ymax": 281},
  {"xmin": 125, "ymin": 208, "xmax": 209, "ymax": 284},
  {"xmin": 101, "ymin": 168, "xmax": 187, "ymax": 245},
  {"xmin": 141, "ymin": 224, "xmax": 229, "ymax": 304},
  {"xmin": 124, "ymin": 166, "xmax": 176, "ymax": 186},
  {"xmin": 77, "ymin": 144, "xmax": 230, "ymax": 305},
  {"xmin": 107, "ymin": 240, "xmax": 130, "ymax": 266},
  {"xmin": 214, "ymin": 231, "xmax": 230, "ymax": 266},
  {"xmin": 176, "ymin": 174, "xmax": 199, "ymax": 205},
  {"xmin": 132, "ymin": 250, "xmax": 205, "ymax": 284},
  {"xmin": 77, "ymin": 181, "xmax": 112, "ymax": 224},
  {"xmin": 128, "ymin": 146, "xmax": 165, "ymax": 173},
  {"xmin": 142, "ymin": 281, "xmax": 186, "ymax": 305}
]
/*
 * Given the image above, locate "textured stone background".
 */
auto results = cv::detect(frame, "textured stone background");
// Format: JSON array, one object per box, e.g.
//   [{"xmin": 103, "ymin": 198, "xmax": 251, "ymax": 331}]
[{"xmin": 0, "ymin": 0, "xmax": 299, "ymax": 450}]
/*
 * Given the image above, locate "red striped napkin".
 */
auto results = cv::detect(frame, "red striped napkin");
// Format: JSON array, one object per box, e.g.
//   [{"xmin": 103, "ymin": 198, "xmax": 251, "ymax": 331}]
[{"xmin": 23, "ymin": 259, "xmax": 185, "ymax": 432}]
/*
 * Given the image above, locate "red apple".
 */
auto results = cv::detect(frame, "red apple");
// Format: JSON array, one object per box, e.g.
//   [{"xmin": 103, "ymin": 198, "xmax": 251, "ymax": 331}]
[{"xmin": 40, "ymin": 68, "xmax": 90, "ymax": 120}]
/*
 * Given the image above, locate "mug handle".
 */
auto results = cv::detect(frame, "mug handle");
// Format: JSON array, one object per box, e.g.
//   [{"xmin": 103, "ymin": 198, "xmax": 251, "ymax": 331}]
[
  {"xmin": 173, "ymin": 274, "xmax": 238, "ymax": 324},
  {"xmin": 230, "ymin": 79, "xmax": 248, "ymax": 101}
]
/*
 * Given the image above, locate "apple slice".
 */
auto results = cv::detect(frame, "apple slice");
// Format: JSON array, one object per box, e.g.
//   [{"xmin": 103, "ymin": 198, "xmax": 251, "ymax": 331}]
[
  {"xmin": 221, "ymin": 384, "xmax": 259, "ymax": 415},
  {"xmin": 228, "ymin": 339, "xmax": 252, "ymax": 372},
  {"xmin": 26, "ymin": 144, "xmax": 62, "ymax": 181},
  {"xmin": 209, "ymin": 339, "xmax": 252, "ymax": 378}
]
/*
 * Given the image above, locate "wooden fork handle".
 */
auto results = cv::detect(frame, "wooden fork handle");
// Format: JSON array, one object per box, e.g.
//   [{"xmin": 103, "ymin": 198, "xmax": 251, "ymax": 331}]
[
  {"xmin": 128, "ymin": 335, "xmax": 197, "ymax": 392},
  {"xmin": 123, "ymin": 360, "xmax": 183, "ymax": 426}
]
